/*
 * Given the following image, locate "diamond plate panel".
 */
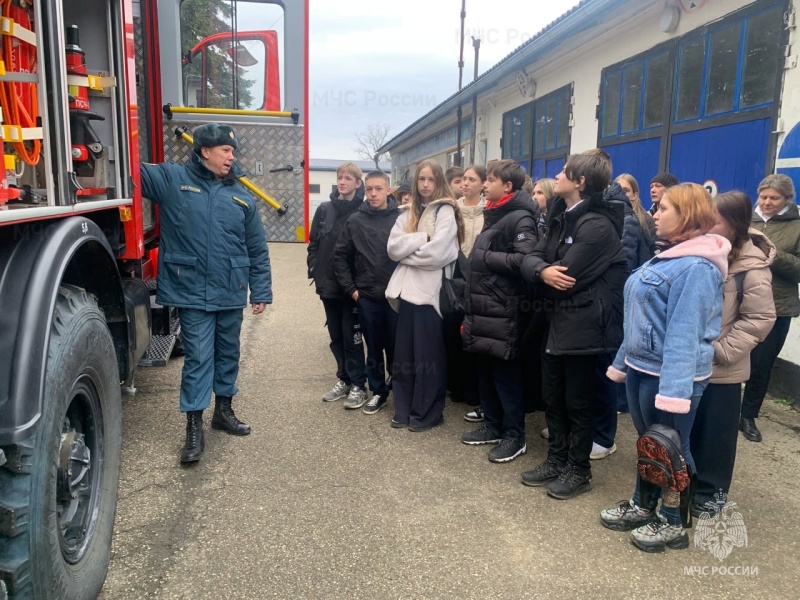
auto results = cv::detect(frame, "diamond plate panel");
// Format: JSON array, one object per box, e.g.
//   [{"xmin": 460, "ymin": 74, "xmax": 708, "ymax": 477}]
[
  {"xmin": 162, "ymin": 121, "xmax": 304, "ymax": 242},
  {"xmin": 133, "ymin": 16, "xmax": 151, "ymax": 163}
]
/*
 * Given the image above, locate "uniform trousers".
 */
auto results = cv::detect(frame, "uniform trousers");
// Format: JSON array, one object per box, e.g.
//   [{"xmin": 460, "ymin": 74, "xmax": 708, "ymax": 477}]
[{"xmin": 178, "ymin": 308, "xmax": 244, "ymax": 412}]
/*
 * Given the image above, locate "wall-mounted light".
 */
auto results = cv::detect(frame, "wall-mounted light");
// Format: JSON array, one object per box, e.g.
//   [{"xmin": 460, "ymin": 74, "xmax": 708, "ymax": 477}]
[{"xmin": 659, "ymin": 4, "xmax": 681, "ymax": 33}]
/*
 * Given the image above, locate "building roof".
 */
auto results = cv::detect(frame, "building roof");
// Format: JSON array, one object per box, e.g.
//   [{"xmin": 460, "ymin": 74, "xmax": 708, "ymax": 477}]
[
  {"xmin": 309, "ymin": 158, "xmax": 392, "ymax": 172},
  {"xmin": 378, "ymin": 0, "xmax": 626, "ymax": 154}
]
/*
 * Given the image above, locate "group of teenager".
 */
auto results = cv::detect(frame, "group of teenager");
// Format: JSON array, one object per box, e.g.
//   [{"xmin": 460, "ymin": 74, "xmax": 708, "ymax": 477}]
[{"xmin": 307, "ymin": 150, "xmax": 800, "ymax": 553}]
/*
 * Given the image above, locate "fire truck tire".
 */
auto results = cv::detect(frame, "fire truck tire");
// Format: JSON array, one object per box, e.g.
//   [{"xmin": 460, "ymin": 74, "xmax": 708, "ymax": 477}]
[{"xmin": 0, "ymin": 284, "xmax": 121, "ymax": 599}]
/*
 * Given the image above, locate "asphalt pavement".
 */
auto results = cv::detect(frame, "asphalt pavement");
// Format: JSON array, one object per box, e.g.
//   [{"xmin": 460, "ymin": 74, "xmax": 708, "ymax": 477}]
[{"xmin": 99, "ymin": 242, "xmax": 800, "ymax": 600}]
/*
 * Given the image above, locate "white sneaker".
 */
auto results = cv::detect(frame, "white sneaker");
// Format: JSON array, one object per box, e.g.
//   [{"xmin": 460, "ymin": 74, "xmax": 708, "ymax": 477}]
[
  {"xmin": 590, "ymin": 442, "xmax": 617, "ymax": 460},
  {"xmin": 540, "ymin": 427, "xmax": 549, "ymax": 440}
]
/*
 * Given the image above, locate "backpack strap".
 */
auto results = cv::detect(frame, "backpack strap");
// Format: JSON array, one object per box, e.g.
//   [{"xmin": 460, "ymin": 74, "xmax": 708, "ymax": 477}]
[
  {"xmin": 734, "ymin": 271, "xmax": 746, "ymax": 305},
  {"xmin": 434, "ymin": 203, "xmax": 463, "ymax": 277}
]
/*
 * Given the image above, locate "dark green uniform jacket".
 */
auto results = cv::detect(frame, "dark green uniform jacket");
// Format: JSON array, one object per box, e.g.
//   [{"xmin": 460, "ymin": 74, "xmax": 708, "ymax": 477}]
[
  {"xmin": 751, "ymin": 203, "xmax": 800, "ymax": 317},
  {"xmin": 140, "ymin": 153, "xmax": 272, "ymax": 310}
]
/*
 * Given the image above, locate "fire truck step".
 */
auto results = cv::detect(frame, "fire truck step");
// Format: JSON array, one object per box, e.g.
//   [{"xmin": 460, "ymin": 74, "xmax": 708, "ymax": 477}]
[{"xmin": 138, "ymin": 312, "xmax": 181, "ymax": 368}]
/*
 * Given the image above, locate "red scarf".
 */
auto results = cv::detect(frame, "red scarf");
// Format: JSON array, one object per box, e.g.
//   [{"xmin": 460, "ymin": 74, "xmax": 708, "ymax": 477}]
[{"xmin": 486, "ymin": 193, "xmax": 514, "ymax": 210}]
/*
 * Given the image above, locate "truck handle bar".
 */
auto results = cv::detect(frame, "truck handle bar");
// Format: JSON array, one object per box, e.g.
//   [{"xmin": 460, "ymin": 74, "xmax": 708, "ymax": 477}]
[
  {"xmin": 164, "ymin": 104, "xmax": 300, "ymax": 125},
  {"xmin": 174, "ymin": 126, "xmax": 289, "ymax": 216}
]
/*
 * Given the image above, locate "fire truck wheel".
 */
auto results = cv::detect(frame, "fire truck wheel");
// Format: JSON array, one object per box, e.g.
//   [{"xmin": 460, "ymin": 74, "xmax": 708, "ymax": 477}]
[{"xmin": 0, "ymin": 284, "xmax": 121, "ymax": 599}]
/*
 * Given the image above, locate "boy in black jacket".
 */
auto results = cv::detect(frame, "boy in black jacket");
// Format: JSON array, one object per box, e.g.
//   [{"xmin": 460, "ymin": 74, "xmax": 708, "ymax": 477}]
[
  {"xmin": 519, "ymin": 149, "xmax": 627, "ymax": 499},
  {"xmin": 461, "ymin": 160, "xmax": 540, "ymax": 463},
  {"xmin": 308, "ymin": 163, "xmax": 367, "ymax": 406},
  {"xmin": 332, "ymin": 171, "xmax": 400, "ymax": 413}
]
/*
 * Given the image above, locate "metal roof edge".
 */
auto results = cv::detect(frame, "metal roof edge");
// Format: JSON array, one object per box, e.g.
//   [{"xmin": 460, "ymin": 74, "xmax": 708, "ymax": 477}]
[{"xmin": 378, "ymin": 0, "xmax": 627, "ymax": 154}]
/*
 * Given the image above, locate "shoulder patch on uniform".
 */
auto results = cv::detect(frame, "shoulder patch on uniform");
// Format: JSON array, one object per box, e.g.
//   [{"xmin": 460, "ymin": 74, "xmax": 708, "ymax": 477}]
[
  {"xmin": 232, "ymin": 196, "xmax": 250, "ymax": 209},
  {"xmin": 516, "ymin": 232, "xmax": 527, "ymax": 241},
  {"xmin": 180, "ymin": 185, "xmax": 202, "ymax": 193}
]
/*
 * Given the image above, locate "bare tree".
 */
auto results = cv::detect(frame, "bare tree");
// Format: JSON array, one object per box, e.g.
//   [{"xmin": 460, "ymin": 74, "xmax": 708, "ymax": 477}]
[{"xmin": 354, "ymin": 123, "xmax": 392, "ymax": 171}]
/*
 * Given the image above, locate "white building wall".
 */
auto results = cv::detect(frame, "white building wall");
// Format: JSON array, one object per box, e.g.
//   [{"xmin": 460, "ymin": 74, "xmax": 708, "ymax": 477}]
[
  {"xmin": 778, "ymin": 0, "xmax": 800, "ymax": 364},
  {"xmin": 308, "ymin": 170, "xmax": 337, "ymax": 220}
]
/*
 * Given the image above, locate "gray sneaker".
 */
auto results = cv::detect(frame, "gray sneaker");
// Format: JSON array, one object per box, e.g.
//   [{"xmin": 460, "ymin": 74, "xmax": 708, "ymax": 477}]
[
  {"xmin": 343, "ymin": 387, "xmax": 368, "ymax": 409},
  {"xmin": 630, "ymin": 520, "xmax": 689, "ymax": 553},
  {"xmin": 322, "ymin": 380, "xmax": 351, "ymax": 402},
  {"xmin": 600, "ymin": 500, "xmax": 657, "ymax": 532}
]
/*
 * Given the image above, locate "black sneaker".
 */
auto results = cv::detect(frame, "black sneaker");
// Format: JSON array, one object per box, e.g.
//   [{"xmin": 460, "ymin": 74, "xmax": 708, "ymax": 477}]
[
  {"xmin": 488, "ymin": 436, "xmax": 526, "ymax": 463},
  {"xmin": 464, "ymin": 407, "xmax": 484, "ymax": 422},
  {"xmin": 546, "ymin": 464, "xmax": 592, "ymax": 500},
  {"xmin": 461, "ymin": 424, "xmax": 502, "ymax": 446},
  {"xmin": 521, "ymin": 457, "xmax": 565, "ymax": 487},
  {"xmin": 362, "ymin": 394, "xmax": 387, "ymax": 415}
]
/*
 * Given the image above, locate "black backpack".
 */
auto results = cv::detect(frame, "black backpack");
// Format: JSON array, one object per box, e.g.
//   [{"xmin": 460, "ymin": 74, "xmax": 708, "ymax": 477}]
[{"xmin": 434, "ymin": 205, "xmax": 468, "ymax": 326}]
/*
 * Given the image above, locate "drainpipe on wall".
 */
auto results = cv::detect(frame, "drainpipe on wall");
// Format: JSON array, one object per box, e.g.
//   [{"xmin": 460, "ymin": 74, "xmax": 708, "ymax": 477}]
[
  {"xmin": 469, "ymin": 35, "xmax": 480, "ymax": 166},
  {"xmin": 456, "ymin": 0, "xmax": 466, "ymax": 166}
]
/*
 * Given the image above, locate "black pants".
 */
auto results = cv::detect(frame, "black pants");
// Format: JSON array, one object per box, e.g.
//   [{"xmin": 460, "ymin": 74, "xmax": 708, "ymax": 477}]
[
  {"xmin": 742, "ymin": 316, "xmax": 791, "ymax": 419},
  {"xmin": 392, "ymin": 300, "xmax": 447, "ymax": 428},
  {"xmin": 358, "ymin": 296, "xmax": 397, "ymax": 397},
  {"xmin": 446, "ymin": 324, "xmax": 480, "ymax": 405},
  {"xmin": 690, "ymin": 382, "xmax": 741, "ymax": 507},
  {"xmin": 592, "ymin": 352, "xmax": 618, "ymax": 449},
  {"xmin": 522, "ymin": 318, "xmax": 546, "ymax": 413},
  {"xmin": 542, "ymin": 352, "xmax": 605, "ymax": 472},
  {"xmin": 478, "ymin": 355, "xmax": 526, "ymax": 439},
  {"xmin": 322, "ymin": 297, "xmax": 366, "ymax": 389}
]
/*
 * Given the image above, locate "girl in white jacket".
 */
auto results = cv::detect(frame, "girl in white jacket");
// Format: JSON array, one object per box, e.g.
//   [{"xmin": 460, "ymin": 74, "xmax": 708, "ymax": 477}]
[{"xmin": 386, "ymin": 160, "xmax": 464, "ymax": 431}]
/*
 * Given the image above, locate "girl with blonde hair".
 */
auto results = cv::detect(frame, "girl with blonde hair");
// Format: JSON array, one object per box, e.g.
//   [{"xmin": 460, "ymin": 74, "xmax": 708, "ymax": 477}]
[{"xmin": 386, "ymin": 159, "xmax": 464, "ymax": 431}]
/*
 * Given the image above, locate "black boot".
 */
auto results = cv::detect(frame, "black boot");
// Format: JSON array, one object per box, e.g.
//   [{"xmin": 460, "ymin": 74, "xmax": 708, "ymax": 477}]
[
  {"xmin": 739, "ymin": 417, "xmax": 762, "ymax": 442},
  {"xmin": 180, "ymin": 410, "xmax": 204, "ymax": 463},
  {"xmin": 211, "ymin": 396, "xmax": 251, "ymax": 436}
]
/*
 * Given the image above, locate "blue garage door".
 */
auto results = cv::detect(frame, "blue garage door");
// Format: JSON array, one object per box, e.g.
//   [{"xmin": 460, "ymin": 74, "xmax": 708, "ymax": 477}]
[
  {"xmin": 546, "ymin": 157, "xmax": 565, "ymax": 178},
  {"xmin": 598, "ymin": 2, "xmax": 784, "ymax": 203},
  {"xmin": 603, "ymin": 138, "xmax": 661, "ymax": 209},
  {"xmin": 532, "ymin": 156, "xmax": 567, "ymax": 181},
  {"xmin": 669, "ymin": 119, "xmax": 772, "ymax": 199}
]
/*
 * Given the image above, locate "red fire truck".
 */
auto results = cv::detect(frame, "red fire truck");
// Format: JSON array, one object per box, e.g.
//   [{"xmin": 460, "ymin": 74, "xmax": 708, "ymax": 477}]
[{"xmin": 0, "ymin": 1, "xmax": 308, "ymax": 598}]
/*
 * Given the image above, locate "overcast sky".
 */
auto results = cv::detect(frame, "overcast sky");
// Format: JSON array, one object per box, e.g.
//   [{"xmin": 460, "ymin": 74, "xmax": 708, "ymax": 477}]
[{"xmin": 309, "ymin": 0, "xmax": 582, "ymax": 160}]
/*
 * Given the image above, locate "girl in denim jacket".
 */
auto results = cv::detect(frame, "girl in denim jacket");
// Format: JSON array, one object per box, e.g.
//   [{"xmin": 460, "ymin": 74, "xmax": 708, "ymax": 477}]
[{"xmin": 600, "ymin": 183, "xmax": 731, "ymax": 553}]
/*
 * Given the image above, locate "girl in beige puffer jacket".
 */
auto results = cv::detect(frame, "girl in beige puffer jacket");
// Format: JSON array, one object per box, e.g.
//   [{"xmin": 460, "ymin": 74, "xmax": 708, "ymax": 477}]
[{"xmin": 690, "ymin": 191, "xmax": 776, "ymax": 514}]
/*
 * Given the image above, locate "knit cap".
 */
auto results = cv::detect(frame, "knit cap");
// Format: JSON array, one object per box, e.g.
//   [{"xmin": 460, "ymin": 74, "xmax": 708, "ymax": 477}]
[{"xmin": 650, "ymin": 172, "xmax": 679, "ymax": 187}]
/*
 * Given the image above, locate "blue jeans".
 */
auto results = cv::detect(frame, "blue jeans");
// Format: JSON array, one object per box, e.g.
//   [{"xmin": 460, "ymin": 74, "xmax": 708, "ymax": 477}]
[
  {"xmin": 357, "ymin": 296, "xmax": 397, "ymax": 397},
  {"xmin": 626, "ymin": 368, "xmax": 707, "ymax": 525}
]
